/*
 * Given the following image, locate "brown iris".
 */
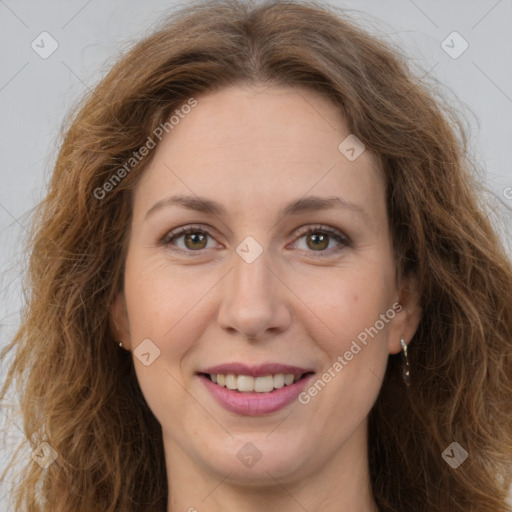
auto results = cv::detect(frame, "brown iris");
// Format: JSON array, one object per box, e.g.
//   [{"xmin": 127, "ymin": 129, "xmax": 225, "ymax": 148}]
[
  {"xmin": 306, "ymin": 233, "xmax": 329, "ymax": 251},
  {"xmin": 184, "ymin": 232, "xmax": 208, "ymax": 250}
]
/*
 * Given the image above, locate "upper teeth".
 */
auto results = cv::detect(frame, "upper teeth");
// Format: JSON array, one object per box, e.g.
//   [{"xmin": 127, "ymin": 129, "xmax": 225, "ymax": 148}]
[{"xmin": 211, "ymin": 373, "xmax": 297, "ymax": 393}]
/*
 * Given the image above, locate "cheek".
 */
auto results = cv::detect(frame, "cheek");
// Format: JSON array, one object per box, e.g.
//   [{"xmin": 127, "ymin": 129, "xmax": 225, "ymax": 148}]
[
  {"xmin": 299, "ymin": 277, "xmax": 392, "ymax": 409},
  {"xmin": 123, "ymin": 259, "xmax": 206, "ymax": 421},
  {"xmin": 123, "ymin": 253, "xmax": 218, "ymax": 363},
  {"xmin": 293, "ymin": 264, "xmax": 394, "ymax": 411},
  {"xmin": 296, "ymin": 265, "xmax": 393, "ymax": 341},
  {"xmin": 291, "ymin": 271, "xmax": 393, "ymax": 457}
]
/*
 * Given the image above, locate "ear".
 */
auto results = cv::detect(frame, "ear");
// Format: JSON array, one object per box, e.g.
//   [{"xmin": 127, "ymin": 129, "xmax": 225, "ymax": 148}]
[
  {"xmin": 109, "ymin": 291, "xmax": 132, "ymax": 350},
  {"xmin": 387, "ymin": 272, "xmax": 422, "ymax": 355}
]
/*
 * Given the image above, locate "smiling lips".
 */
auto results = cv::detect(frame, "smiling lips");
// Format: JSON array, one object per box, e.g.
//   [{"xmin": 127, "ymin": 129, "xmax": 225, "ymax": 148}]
[
  {"xmin": 211, "ymin": 372, "xmax": 298, "ymax": 393},
  {"xmin": 198, "ymin": 363, "xmax": 315, "ymax": 416}
]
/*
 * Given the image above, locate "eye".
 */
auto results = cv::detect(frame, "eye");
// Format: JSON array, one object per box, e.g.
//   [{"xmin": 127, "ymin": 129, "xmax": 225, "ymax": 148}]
[
  {"xmin": 292, "ymin": 225, "xmax": 350, "ymax": 255},
  {"xmin": 161, "ymin": 225, "xmax": 218, "ymax": 254},
  {"xmin": 160, "ymin": 224, "xmax": 350, "ymax": 257}
]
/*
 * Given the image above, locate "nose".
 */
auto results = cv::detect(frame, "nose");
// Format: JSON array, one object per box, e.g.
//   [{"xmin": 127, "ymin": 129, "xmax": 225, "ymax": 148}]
[{"xmin": 217, "ymin": 246, "xmax": 291, "ymax": 341}]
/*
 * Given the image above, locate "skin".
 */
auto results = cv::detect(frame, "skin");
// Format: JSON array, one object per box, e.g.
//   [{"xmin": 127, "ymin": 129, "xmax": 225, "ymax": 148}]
[{"xmin": 111, "ymin": 84, "xmax": 422, "ymax": 512}]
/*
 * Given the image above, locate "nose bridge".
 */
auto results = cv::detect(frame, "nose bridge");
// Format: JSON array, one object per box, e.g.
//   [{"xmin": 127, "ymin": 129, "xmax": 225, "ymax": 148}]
[
  {"xmin": 230, "ymin": 238, "xmax": 274, "ymax": 304},
  {"xmin": 217, "ymin": 237, "xmax": 288, "ymax": 338}
]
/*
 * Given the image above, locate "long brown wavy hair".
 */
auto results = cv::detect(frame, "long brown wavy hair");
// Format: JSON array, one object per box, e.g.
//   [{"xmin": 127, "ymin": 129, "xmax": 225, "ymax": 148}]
[{"xmin": 1, "ymin": 0, "xmax": 511, "ymax": 510}]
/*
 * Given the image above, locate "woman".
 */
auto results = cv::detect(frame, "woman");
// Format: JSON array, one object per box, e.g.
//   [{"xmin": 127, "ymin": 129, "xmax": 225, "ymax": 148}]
[{"xmin": 1, "ymin": 0, "xmax": 511, "ymax": 510}]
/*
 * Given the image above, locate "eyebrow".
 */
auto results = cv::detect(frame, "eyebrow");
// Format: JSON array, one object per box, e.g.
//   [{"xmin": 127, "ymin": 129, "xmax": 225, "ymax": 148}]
[{"xmin": 145, "ymin": 194, "xmax": 368, "ymax": 220}]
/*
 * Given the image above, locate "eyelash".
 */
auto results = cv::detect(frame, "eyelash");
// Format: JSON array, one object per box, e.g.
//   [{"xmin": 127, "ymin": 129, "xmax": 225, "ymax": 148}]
[{"xmin": 160, "ymin": 224, "xmax": 351, "ymax": 258}]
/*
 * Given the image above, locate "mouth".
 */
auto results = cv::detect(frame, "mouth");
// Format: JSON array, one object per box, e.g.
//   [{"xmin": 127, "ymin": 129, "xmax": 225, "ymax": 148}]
[
  {"xmin": 197, "ymin": 364, "xmax": 316, "ymax": 416},
  {"xmin": 199, "ymin": 371, "xmax": 314, "ymax": 393}
]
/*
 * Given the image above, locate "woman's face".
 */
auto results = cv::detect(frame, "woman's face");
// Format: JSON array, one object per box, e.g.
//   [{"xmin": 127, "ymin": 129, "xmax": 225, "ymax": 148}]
[{"xmin": 112, "ymin": 85, "xmax": 420, "ymax": 489}]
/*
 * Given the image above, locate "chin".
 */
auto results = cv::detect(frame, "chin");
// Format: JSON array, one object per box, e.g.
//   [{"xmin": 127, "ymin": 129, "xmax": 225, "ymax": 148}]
[{"xmin": 196, "ymin": 433, "xmax": 311, "ymax": 484}]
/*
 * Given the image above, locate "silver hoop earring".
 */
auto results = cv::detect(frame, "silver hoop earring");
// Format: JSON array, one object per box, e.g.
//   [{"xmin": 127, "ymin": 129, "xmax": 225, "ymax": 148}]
[{"xmin": 400, "ymin": 337, "xmax": 410, "ymax": 386}]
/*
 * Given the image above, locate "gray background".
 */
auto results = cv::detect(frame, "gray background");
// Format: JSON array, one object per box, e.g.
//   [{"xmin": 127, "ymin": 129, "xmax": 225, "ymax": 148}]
[{"xmin": 1, "ymin": 0, "xmax": 511, "ymax": 508}]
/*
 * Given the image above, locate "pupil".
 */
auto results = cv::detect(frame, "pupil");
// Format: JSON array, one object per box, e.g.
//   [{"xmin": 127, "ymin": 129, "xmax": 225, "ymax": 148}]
[
  {"xmin": 309, "ymin": 233, "xmax": 328, "ymax": 250},
  {"xmin": 186, "ymin": 233, "xmax": 206, "ymax": 249}
]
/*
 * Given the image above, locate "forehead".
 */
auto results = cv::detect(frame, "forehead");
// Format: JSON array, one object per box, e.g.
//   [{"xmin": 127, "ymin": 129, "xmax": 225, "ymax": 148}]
[{"xmin": 133, "ymin": 85, "xmax": 385, "ymax": 225}]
